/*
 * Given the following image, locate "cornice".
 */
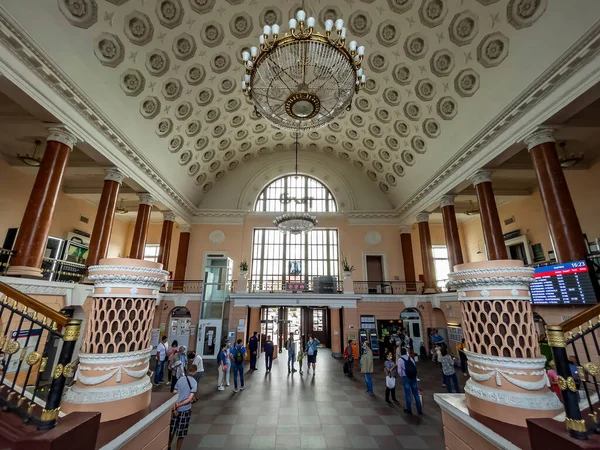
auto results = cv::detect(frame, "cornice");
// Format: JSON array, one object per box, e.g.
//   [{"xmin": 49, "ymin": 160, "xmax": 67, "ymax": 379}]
[
  {"xmin": 0, "ymin": 7, "xmax": 197, "ymax": 216},
  {"xmin": 394, "ymin": 21, "xmax": 600, "ymax": 219}
]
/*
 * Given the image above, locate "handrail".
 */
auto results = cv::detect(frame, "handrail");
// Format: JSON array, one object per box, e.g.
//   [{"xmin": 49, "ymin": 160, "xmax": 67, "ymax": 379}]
[
  {"xmin": 0, "ymin": 281, "xmax": 69, "ymax": 327},
  {"xmin": 556, "ymin": 303, "xmax": 600, "ymax": 333}
]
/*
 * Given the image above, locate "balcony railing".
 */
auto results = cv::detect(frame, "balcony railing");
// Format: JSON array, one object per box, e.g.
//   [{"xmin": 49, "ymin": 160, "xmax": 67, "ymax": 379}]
[
  {"xmin": 246, "ymin": 277, "xmax": 344, "ymax": 294},
  {"xmin": 353, "ymin": 280, "xmax": 424, "ymax": 295},
  {"xmin": 160, "ymin": 279, "xmax": 203, "ymax": 294},
  {"xmin": 0, "ymin": 280, "xmax": 81, "ymax": 430},
  {"xmin": 546, "ymin": 304, "xmax": 600, "ymax": 440},
  {"xmin": 0, "ymin": 249, "xmax": 86, "ymax": 283}
]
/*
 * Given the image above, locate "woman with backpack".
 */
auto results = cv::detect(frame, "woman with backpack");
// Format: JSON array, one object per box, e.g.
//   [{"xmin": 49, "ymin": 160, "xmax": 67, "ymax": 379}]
[{"xmin": 397, "ymin": 347, "xmax": 422, "ymax": 415}]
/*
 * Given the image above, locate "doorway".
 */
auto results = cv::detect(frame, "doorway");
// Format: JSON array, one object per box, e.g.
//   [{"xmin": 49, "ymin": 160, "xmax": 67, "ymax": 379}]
[
  {"xmin": 400, "ymin": 308, "xmax": 423, "ymax": 358},
  {"xmin": 168, "ymin": 307, "xmax": 192, "ymax": 350},
  {"xmin": 366, "ymin": 255, "xmax": 384, "ymax": 293},
  {"xmin": 198, "ymin": 319, "xmax": 222, "ymax": 359},
  {"xmin": 260, "ymin": 307, "xmax": 306, "ymax": 353}
]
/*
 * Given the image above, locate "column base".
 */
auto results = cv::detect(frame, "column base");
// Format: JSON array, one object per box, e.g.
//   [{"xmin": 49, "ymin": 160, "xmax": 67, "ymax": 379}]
[
  {"xmin": 423, "ymin": 287, "xmax": 437, "ymax": 294},
  {"xmin": 5, "ymin": 266, "xmax": 43, "ymax": 278}
]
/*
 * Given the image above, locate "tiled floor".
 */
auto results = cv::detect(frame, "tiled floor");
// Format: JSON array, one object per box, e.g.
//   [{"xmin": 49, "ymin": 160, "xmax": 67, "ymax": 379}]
[{"xmin": 156, "ymin": 350, "xmax": 467, "ymax": 449}]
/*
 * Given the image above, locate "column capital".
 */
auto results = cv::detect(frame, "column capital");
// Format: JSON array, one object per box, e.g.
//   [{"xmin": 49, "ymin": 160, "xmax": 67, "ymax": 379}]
[
  {"xmin": 180, "ymin": 224, "xmax": 192, "ymax": 233},
  {"xmin": 399, "ymin": 225, "xmax": 412, "ymax": 234},
  {"xmin": 470, "ymin": 170, "xmax": 493, "ymax": 187},
  {"xmin": 439, "ymin": 194, "xmax": 455, "ymax": 208},
  {"xmin": 104, "ymin": 167, "xmax": 126, "ymax": 185},
  {"xmin": 524, "ymin": 127, "xmax": 555, "ymax": 151},
  {"xmin": 47, "ymin": 126, "xmax": 78, "ymax": 150},
  {"xmin": 416, "ymin": 212, "xmax": 429, "ymax": 223},
  {"xmin": 138, "ymin": 193, "xmax": 154, "ymax": 206},
  {"xmin": 163, "ymin": 211, "xmax": 176, "ymax": 222}
]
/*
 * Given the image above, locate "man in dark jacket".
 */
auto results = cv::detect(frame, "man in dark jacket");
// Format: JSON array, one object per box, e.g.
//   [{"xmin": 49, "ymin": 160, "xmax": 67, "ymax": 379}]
[
  {"xmin": 344, "ymin": 339, "xmax": 354, "ymax": 378},
  {"xmin": 248, "ymin": 331, "xmax": 259, "ymax": 370},
  {"xmin": 264, "ymin": 335, "xmax": 274, "ymax": 373}
]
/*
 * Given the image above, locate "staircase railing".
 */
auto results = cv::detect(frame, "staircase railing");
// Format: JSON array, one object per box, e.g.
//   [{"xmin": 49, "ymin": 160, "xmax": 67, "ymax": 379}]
[
  {"xmin": 0, "ymin": 281, "xmax": 81, "ymax": 430},
  {"xmin": 546, "ymin": 303, "xmax": 600, "ymax": 440}
]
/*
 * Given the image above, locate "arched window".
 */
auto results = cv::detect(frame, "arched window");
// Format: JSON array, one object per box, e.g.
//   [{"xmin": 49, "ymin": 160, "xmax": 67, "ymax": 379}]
[{"xmin": 255, "ymin": 175, "xmax": 337, "ymax": 212}]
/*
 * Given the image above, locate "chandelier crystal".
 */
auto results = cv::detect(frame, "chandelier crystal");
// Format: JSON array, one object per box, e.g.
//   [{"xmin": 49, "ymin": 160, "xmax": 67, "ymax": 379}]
[
  {"xmin": 274, "ymin": 212, "xmax": 318, "ymax": 235},
  {"xmin": 241, "ymin": 10, "xmax": 367, "ymax": 131}
]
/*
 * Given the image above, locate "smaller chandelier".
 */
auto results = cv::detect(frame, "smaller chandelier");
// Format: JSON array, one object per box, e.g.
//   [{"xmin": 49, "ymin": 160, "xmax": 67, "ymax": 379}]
[
  {"xmin": 274, "ymin": 212, "xmax": 318, "ymax": 235},
  {"xmin": 241, "ymin": 9, "xmax": 367, "ymax": 131}
]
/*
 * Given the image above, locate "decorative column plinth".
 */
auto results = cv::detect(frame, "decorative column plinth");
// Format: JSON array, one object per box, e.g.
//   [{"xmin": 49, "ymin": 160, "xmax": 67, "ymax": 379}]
[
  {"xmin": 61, "ymin": 258, "xmax": 168, "ymax": 422},
  {"xmin": 449, "ymin": 260, "xmax": 562, "ymax": 430}
]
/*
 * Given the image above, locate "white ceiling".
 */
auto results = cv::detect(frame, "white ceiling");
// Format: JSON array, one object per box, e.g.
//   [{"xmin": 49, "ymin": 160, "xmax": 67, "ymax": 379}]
[{"xmin": 0, "ymin": 0, "xmax": 599, "ymax": 218}]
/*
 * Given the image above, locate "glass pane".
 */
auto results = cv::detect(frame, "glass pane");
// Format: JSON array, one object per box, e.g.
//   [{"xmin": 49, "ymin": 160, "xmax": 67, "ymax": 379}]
[{"xmin": 254, "ymin": 175, "xmax": 337, "ymax": 212}]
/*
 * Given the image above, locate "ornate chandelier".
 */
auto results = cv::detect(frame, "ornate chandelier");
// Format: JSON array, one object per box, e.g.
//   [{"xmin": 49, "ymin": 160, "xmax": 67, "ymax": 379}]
[
  {"xmin": 274, "ymin": 212, "xmax": 318, "ymax": 235},
  {"xmin": 241, "ymin": 9, "xmax": 366, "ymax": 131}
]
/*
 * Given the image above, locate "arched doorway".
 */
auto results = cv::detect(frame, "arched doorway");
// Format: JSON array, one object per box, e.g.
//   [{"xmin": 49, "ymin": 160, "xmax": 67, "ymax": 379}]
[
  {"xmin": 168, "ymin": 307, "xmax": 192, "ymax": 350},
  {"xmin": 400, "ymin": 308, "xmax": 423, "ymax": 357}
]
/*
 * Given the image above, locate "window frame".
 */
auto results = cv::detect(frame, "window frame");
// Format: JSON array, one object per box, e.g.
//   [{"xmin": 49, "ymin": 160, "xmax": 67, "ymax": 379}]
[
  {"xmin": 432, "ymin": 245, "xmax": 450, "ymax": 291},
  {"xmin": 254, "ymin": 175, "xmax": 337, "ymax": 213},
  {"xmin": 143, "ymin": 244, "xmax": 160, "ymax": 262}
]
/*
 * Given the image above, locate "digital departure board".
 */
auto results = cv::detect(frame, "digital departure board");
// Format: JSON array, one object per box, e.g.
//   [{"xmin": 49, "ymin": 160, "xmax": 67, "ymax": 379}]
[{"xmin": 529, "ymin": 260, "xmax": 599, "ymax": 305}]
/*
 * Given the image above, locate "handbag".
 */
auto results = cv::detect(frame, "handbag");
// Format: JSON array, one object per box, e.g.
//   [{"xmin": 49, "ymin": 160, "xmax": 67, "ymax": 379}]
[{"xmin": 386, "ymin": 375, "xmax": 396, "ymax": 389}]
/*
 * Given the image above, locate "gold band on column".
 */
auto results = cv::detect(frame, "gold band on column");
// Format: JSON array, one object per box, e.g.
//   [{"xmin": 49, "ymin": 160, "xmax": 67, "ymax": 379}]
[
  {"xmin": 63, "ymin": 319, "xmax": 82, "ymax": 342},
  {"xmin": 545, "ymin": 325, "xmax": 566, "ymax": 347}
]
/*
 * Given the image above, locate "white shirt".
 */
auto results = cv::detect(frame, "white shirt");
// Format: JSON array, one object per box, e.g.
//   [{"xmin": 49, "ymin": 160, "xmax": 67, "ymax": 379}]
[
  {"xmin": 192, "ymin": 354, "xmax": 204, "ymax": 373},
  {"xmin": 157, "ymin": 342, "xmax": 167, "ymax": 362}
]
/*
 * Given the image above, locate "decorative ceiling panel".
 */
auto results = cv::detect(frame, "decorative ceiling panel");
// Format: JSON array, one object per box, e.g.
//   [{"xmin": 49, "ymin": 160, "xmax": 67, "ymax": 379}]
[{"xmin": 8, "ymin": 0, "xmax": 598, "ymax": 212}]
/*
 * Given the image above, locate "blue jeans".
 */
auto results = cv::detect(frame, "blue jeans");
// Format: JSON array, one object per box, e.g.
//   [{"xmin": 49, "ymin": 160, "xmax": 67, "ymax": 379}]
[
  {"xmin": 233, "ymin": 363, "xmax": 244, "ymax": 389},
  {"xmin": 265, "ymin": 353, "xmax": 273, "ymax": 371},
  {"xmin": 444, "ymin": 373, "xmax": 460, "ymax": 393},
  {"xmin": 364, "ymin": 373, "xmax": 373, "ymax": 393},
  {"xmin": 403, "ymin": 376, "xmax": 422, "ymax": 413},
  {"xmin": 154, "ymin": 359, "xmax": 165, "ymax": 384},
  {"xmin": 288, "ymin": 352, "xmax": 296, "ymax": 371}
]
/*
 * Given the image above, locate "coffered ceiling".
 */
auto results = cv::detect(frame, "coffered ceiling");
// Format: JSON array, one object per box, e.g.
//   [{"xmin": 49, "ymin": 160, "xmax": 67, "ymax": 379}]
[{"xmin": 0, "ymin": 0, "xmax": 599, "ymax": 217}]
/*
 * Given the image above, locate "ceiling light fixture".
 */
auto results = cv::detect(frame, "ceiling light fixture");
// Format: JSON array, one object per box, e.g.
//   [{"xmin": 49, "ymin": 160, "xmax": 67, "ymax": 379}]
[
  {"xmin": 115, "ymin": 198, "xmax": 129, "ymax": 215},
  {"xmin": 240, "ymin": 5, "xmax": 366, "ymax": 131},
  {"xmin": 17, "ymin": 139, "xmax": 42, "ymax": 167},
  {"xmin": 558, "ymin": 141, "xmax": 583, "ymax": 168},
  {"xmin": 464, "ymin": 200, "xmax": 480, "ymax": 216}
]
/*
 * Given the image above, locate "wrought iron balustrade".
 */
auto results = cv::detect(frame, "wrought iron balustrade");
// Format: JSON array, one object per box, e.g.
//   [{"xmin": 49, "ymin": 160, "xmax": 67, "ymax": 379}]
[
  {"xmin": 353, "ymin": 280, "xmax": 424, "ymax": 295},
  {"xmin": 0, "ymin": 281, "xmax": 81, "ymax": 430},
  {"xmin": 41, "ymin": 258, "xmax": 86, "ymax": 283},
  {"xmin": 160, "ymin": 279, "xmax": 203, "ymax": 293},
  {"xmin": 546, "ymin": 304, "xmax": 600, "ymax": 440},
  {"xmin": 247, "ymin": 277, "xmax": 344, "ymax": 294}
]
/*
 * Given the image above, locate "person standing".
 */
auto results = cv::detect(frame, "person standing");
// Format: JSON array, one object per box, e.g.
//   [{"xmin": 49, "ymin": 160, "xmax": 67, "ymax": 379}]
[
  {"xmin": 344, "ymin": 339, "xmax": 354, "ymax": 379},
  {"xmin": 384, "ymin": 351, "xmax": 399, "ymax": 406},
  {"xmin": 224, "ymin": 339, "xmax": 232, "ymax": 386},
  {"xmin": 397, "ymin": 347, "xmax": 422, "ymax": 415},
  {"xmin": 360, "ymin": 341, "xmax": 374, "ymax": 395},
  {"xmin": 440, "ymin": 347, "xmax": 460, "ymax": 393},
  {"xmin": 232, "ymin": 339, "xmax": 247, "ymax": 392},
  {"xmin": 248, "ymin": 331, "xmax": 259, "ymax": 371},
  {"xmin": 169, "ymin": 347, "xmax": 184, "ymax": 393},
  {"xmin": 305, "ymin": 335, "xmax": 320, "ymax": 375},
  {"xmin": 217, "ymin": 343, "xmax": 228, "ymax": 391},
  {"xmin": 457, "ymin": 338, "xmax": 468, "ymax": 376},
  {"xmin": 154, "ymin": 336, "xmax": 168, "ymax": 385},
  {"xmin": 169, "ymin": 364, "xmax": 198, "ymax": 450},
  {"xmin": 264, "ymin": 335, "xmax": 274, "ymax": 373},
  {"xmin": 166, "ymin": 340, "xmax": 179, "ymax": 384},
  {"xmin": 285, "ymin": 333, "xmax": 297, "ymax": 373}
]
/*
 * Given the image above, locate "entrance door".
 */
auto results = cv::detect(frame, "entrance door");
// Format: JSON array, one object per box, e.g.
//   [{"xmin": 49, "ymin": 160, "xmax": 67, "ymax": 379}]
[
  {"xmin": 366, "ymin": 255, "xmax": 384, "ymax": 293},
  {"xmin": 401, "ymin": 308, "xmax": 423, "ymax": 359},
  {"xmin": 198, "ymin": 319, "xmax": 222, "ymax": 359},
  {"xmin": 168, "ymin": 307, "xmax": 192, "ymax": 349},
  {"xmin": 309, "ymin": 308, "xmax": 328, "ymax": 346}
]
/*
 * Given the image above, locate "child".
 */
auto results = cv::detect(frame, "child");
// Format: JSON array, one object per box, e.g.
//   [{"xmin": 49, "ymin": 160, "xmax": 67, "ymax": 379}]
[
  {"xmin": 384, "ymin": 351, "xmax": 399, "ymax": 406},
  {"xmin": 217, "ymin": 343, "xmax": 228, "ymax": 391},
  {"xmin": 298, "ymin": 351, "xmax": 305, "ymax": 375}
]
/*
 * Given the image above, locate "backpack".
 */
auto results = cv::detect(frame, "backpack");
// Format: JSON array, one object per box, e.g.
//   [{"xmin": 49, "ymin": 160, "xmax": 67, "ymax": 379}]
[
  {"xmin": 233, "ymin": 347, "xmax": 244, "ymax": 364},
  {"xmin": 404, "ymin": 357, "xmax": 417, "ymax": 379}
]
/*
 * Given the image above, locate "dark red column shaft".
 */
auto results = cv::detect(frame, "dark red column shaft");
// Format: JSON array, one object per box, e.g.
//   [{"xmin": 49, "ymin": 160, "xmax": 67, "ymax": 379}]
[
  {"xmin": 157, "ymin": 213, "xmax": 176, "ymax": 270},
  {"xmin": 440, "ymin": 196, "xmax": 464, "ymax": 270},
  {"xmin": 9, "ymin": 129, "xmax": 77, "ymax": 276},
  {"xmin": 400, "ymin": 227, "xmax": 416, "ymax": 282},
  {"xmin": 87, "ymin": 169, "xmax": 124, "ymax": 268},
  {"xmin": 526, "ymin": 130, "xmax": 587, "ymax": 262},
  {"xmin": 130, "ymin": 195, "xmax": 153, "ymax": 260},
  {"xmin": 174, "ymin": 227, "xmax": 191, "ymax": 280},
  {"xmin": 472, "ymin": 172, "xmax": 507, "ymax": 261},
  {"xmin": 417, "ymin": 214, "xmax": 436, "ymax": 292}
]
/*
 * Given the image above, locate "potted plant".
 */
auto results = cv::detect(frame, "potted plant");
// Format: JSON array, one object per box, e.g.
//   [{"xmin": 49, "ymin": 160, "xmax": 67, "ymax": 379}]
[
  {"xmin": 341, "ymin": 254, "xmax": 355, "ymax": 279},
  {"xmin": 239, "ymin": 259, "xmax": 249, "ymax": 277}
]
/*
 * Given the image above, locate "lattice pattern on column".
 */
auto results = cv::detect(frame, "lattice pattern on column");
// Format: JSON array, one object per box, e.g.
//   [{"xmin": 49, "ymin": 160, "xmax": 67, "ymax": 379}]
[
  {"xmin": 82, "ymin": 297, "xmax": 155, "ymax": 354},
  {"xmin": 461, "ymin": 299, "xmax": 538, "ymax": 358}
]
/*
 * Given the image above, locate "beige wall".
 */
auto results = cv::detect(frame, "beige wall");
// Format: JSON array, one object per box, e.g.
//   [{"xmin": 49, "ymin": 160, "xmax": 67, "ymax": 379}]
[
  {"xmin": 0, "ymin": 158, "xmax": 129, "ymax": 258},
  {"xmin": 185, "ymin": 217, "xmax": 407, "ymax": 282},
  {"xmin": 461, "ymin": 161, "xmax": 600, "ymax": 264}
]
